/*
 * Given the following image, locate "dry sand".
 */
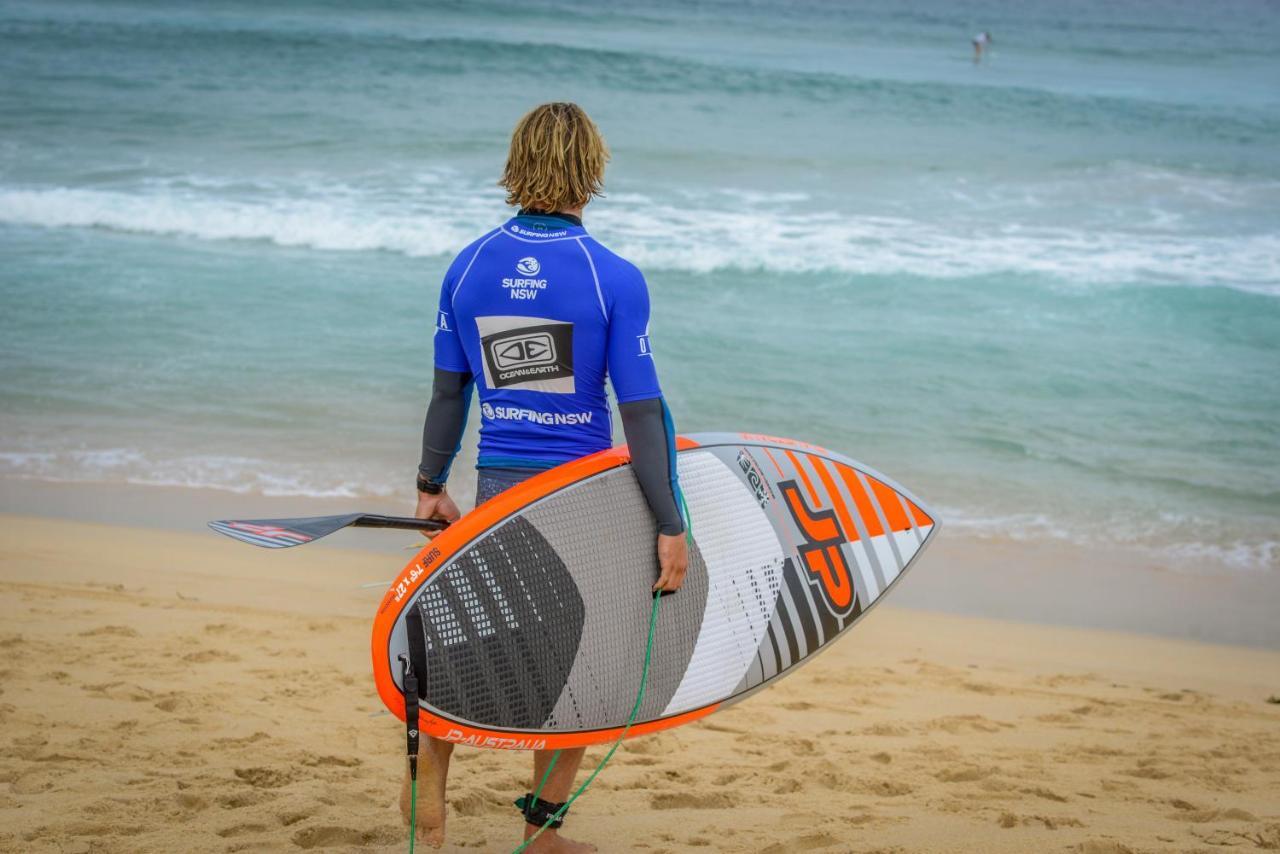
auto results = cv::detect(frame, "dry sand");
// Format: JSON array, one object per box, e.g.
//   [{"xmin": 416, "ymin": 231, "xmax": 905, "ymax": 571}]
[{"xmin": 2, "ymin": 513, "xmax": 1278, "ymax": 853}]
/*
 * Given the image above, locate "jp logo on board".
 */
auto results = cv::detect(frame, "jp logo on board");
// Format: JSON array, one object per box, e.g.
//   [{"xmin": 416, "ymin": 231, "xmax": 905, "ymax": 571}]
[{"xmin": 779, "ymin": 480, "xmax": 858, "ymax": 618}]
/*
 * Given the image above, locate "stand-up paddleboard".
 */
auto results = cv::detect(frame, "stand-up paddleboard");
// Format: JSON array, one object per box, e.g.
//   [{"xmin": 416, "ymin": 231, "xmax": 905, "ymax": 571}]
[{"xmin": 371, "ymin": 432, "xmax": 939, "ymax": 751}]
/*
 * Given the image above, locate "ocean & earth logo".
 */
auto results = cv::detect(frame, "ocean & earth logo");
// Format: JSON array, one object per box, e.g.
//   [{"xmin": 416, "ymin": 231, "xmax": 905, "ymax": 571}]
[{"xmin": 492, "ymin": 332, "xmax": 557, "ymax": 371}]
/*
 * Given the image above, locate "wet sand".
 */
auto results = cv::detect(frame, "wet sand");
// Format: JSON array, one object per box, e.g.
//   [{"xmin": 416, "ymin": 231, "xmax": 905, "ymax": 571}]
[{"xmin": 1, "ymin": 513, "xmax": 1278, "ymax": 853}]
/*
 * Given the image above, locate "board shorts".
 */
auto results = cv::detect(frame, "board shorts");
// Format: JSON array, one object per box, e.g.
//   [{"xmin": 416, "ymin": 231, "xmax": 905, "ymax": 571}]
[{"xmin": 476, "ymin": 466, "xmax": 538, "ymax": 506}]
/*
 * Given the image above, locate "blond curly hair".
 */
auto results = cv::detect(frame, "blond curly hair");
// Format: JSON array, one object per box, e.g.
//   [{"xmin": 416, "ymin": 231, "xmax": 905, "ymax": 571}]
[{"xmin": 499, "ymin": 103, "xmax": 609, "ymax": 212}]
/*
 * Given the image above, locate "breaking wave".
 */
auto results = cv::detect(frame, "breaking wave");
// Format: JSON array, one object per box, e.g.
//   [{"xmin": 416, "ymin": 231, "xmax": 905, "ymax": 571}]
[{"xmin": 1, "ymin": 178, "xmax": 1277, "ymax": 291}]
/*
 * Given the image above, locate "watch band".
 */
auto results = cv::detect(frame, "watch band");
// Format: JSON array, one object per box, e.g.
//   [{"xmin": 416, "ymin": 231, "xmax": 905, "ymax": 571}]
[{"xmin": 416, "ymin": 472, "xmax": 444, "ymax": 495}]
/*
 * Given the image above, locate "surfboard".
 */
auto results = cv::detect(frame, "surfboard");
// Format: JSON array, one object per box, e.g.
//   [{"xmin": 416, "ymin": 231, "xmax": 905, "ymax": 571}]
[{"xmin": 371, "ymin": 432, "xmax": 938, "ymax": 751}]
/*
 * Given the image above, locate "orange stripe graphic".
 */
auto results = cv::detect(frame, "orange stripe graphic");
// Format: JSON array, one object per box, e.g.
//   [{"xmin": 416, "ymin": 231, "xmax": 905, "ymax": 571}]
[
  {"xmin": 784, "ymin": 449, "xmax": 819, "ymax": 505},
  {"xmin": 868, "ymin": 477, "xmax": 911, "ymax": 532},
  {"xmin": 905, "ymin": 498, "xmax": 933, "ymax": 528},
  {"xmin": 835, "ymin": 463, "xmax": 884, "ymax": 538},
  {"xmin": 415, "ymin": 701, "xmax": 722, "ymax": 751},
  {"xmin": 760, "ymin": 447, "xmax": 786, "ymax": 479},
  {"xmin": 813, "ymin": 458, "xmax": 861, "ymax": 542}
]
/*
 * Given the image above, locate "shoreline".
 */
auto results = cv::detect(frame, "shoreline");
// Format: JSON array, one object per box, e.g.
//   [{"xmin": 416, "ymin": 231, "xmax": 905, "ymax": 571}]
[
  {"xmin": 4, "ymin": 476, "xmax": 1278, "ymax": 649},
  {"xmin": 1, "ymin": 513, "xmax": 1277, "ymax": 852}
]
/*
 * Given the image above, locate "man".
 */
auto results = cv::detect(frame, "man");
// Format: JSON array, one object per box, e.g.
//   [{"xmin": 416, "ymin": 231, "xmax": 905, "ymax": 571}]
[
  {"xmin": 402, "ymin": 102, "xmax": 689, "ymax": 853},
  {"xmin": 972, "ymin": 30, "xmax": 993, "ymax": 63}
]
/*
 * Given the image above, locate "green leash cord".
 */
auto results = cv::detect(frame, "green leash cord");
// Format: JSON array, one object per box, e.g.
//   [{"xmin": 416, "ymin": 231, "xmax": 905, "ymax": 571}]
[
  {"xmin": 513, "ymin": 497, "xmax": 691, "ymax": 853},
  {"xmin": 403, "ymin": 591, "xmax": 665, "ymax": 854},
  {"xmin": 512, "ymin": 588, "xmax": 664, "ymax": 854},
  {"xmin": 400, "ymin": 650, "xmax": 422, "ymax": 854},
  {"xmin": 406, "ymin": 500, "xmax": 692, "ymax": 854},
  {"xmin": 407, "ymin": 779, "xmax": 416, "ymax": 854}
]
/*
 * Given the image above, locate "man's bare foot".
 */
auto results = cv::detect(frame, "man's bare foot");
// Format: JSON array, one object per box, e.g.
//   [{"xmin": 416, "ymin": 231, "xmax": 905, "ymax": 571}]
[
  {"xmin": 399, "ymin": 738, "xmax": 453, "ymax": 848},
  {"xmin": 522, "ymin": 828, "xmax": 597, "ymax": 853}
]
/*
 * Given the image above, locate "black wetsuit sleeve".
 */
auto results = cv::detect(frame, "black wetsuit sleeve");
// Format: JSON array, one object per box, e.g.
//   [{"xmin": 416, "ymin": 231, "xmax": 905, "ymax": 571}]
[
  {"xmin": 418, "ymin": 368, "xmax": 474, "ymax": 484},
  {"xmin": 619, "ymin": 397, "xmax": 685, "ymax": 536}
]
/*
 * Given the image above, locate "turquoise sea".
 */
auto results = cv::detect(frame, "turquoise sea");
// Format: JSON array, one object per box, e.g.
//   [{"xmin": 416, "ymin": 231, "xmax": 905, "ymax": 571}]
[{"xmin": 1, "ymin": 0, "xmax": 1277, "ymax": 571}]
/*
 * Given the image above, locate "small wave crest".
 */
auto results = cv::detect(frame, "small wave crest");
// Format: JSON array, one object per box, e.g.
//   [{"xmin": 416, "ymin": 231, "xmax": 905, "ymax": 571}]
[
  {"xmin": 1, "ymin": 448, "xmax": 1274, "ymax": 572},
  {"xmin": 1, "ymin": 177, "xmax": 1277, "ymax": 291},
  {"xmin": 0, "ymin": 448, "xmax": 390, "ymax": 499},
  {"xmin": 0, "ymin": 185, "xmax": 482, "ymax": 258},
  {"xmin": 941, "ymin": 506, "xmax": 1279, "ymax": 573}
]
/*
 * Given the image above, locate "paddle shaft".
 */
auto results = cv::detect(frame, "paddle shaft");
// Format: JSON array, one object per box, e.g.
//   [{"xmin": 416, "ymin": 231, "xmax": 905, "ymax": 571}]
[{"xmin": 353, "ymin": 515, "xmax": 447, "ymax": 532}]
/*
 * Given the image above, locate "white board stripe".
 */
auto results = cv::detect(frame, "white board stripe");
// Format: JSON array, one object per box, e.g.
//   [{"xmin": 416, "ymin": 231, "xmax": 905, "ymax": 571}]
[
  {"xmin": 897, "ymin": 493, "xmax": 925, "ymax": 546},
  {"xmin": 892, "ymin": 530, "xmax": 923, "ymax": 569},
  {"xmin": 662, "ymin": 452, "xmax": 786, "ymax": 717},
  {"xmin": 866, "ymin": 534, "xmax": 901, "ymax": 586},
  {"xmin": 855, "ymin": 469, "xmax": 905, "ymax": 574},
  {"xmin": 846, "ymin": 539, "xmax": 881, "ymax": 602}
]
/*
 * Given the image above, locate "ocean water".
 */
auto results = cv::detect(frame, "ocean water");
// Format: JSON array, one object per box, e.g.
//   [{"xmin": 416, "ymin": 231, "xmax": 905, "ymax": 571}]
[{"xmin": 1, "ymin": 0, "xmax": 1277, "ymax": 570}]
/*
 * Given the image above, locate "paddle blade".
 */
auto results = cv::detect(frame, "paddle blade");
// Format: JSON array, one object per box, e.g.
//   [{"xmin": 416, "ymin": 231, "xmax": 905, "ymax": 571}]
[{"xmin": 207, "ymin": 514, "xmax": 366, "ymax": 549}]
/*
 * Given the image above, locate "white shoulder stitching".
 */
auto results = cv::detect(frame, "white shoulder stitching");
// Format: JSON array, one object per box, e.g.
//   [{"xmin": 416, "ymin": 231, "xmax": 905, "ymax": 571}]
[
  {"xmin": 575, "ymin": 237, "xmax": 608, "ymax": 321},
  {"xmin": 451, "ymin": 230, "xmax": 503, "ymax": 302}
]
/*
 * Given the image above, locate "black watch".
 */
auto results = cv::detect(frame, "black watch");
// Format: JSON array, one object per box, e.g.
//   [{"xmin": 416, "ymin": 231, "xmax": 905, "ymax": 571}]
[{"xmin": 416, "ymin": 472, "xmax": 444, "ymax": 495}]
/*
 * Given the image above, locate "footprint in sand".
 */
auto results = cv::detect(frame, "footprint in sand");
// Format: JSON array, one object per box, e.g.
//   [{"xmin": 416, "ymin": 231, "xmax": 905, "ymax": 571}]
[
  {"xmin": 1074, "ymin": 842, "xmax": 1136, "ymax": 854},
  {"xmin": 935, "ymin": 764, "xmax": 997, "ymax": 783},
  {"xmin": 174, "ymin": 792, "xmax": 208, "ymax": 812},
  {"xmin": 760, "ymin": 832, "xmax": 842, "ymax": 853},
  {"xmin": 927, "ymin": 715, "xmax": 1007, "ymax": 734},
  {"xmin": 153, "ymin": 695, "xmax": 190, "ymax": 713},
  {"xmin": 450, "ymin": 789, "xmax": 509, "ymax": 817},
  {"xmin": 1170, "ymin": 806, "xmax": 1259, "ymax": 823},
  {"xmin": 182, "ymin": 648, "xmax": 240, "ymax": 663},
  {"xmin": 217, "ymin": 791, "xmax": 271, "ymax": 810},
  {"xmin": 213, "ymin": 732, "xmax": 271, "ymax": 748},
  {"xmin": 859, "ymin": 778, "xmax": 913, "ymax": 797},
  {"xmin": 1195, "ymin": 824, "xmax": 1280, "ymax": 848},
  {"xmin": 277, "ymin": 809, "xmax": 316, "ymax": 827},
  {"xmin": 650, "ymin": 791, "xmax": 738, "ymax": 810},
  {"xmin": 78, "ymin": 625, "xmax": 139, "ymax": 638},
  {"xmin": 234, "ymin": 767, "xmax": 300, "ymax": 789},
  {"xmin": 998, "ymin": 812, "xmax": 1084, "ymax": 830},
  {"xmin": 290, "ymin": 825, "xmax": 400, "ymax": 849},
  {"xmin": 299, "ymin": 753, "xmax": 361, "ymax": 768},
  {"xmin": 217, "ymin": 822, "xmax": 269, "ymax": 838},
  {"xmin": 1020, "ymin": 785, "xmax": 1069, "ymax": 802}
]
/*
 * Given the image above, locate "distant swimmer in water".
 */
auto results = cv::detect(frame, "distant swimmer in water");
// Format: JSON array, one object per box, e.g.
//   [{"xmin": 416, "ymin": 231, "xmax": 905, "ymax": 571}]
[{"xmin": 972, "ymin": 31, "xmax": 993, "ymax": 63}]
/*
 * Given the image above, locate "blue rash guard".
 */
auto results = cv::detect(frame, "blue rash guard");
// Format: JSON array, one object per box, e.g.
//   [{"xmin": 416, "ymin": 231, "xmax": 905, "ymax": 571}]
[{"xmin": 424, "ymin": 211, "xmax": 683, "ymax": 534}]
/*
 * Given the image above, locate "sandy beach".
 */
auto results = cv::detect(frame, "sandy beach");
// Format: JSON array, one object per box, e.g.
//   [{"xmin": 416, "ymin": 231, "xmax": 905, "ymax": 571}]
[
  {"xmin": 4, "ymin": 3, "xmax": 1279, "ymax": 852},
  {"xmin": 3, "ymin": 512, "xmax": 1278, "ymax": 854}
]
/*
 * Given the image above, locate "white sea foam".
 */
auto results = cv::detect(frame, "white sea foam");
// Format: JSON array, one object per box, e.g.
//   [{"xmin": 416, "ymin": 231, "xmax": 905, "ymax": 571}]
[
  {"xmin": 940, "ymin": 505, "xmax": 1280, "ymax": 573},
  {"xmin": 0, "ymin": 186, "xmax": 483, "ymax": 258},
  {"xmin": 2, "ymin": 449, "xmax": 1274, "ymax": 572},
  {"xmin": 0, "ymin": 447, "xmax": 390, "ymax": 499},
  {"xmin": 1, "ymin": 177, "xmax": 1277, "ymax": 291}
]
